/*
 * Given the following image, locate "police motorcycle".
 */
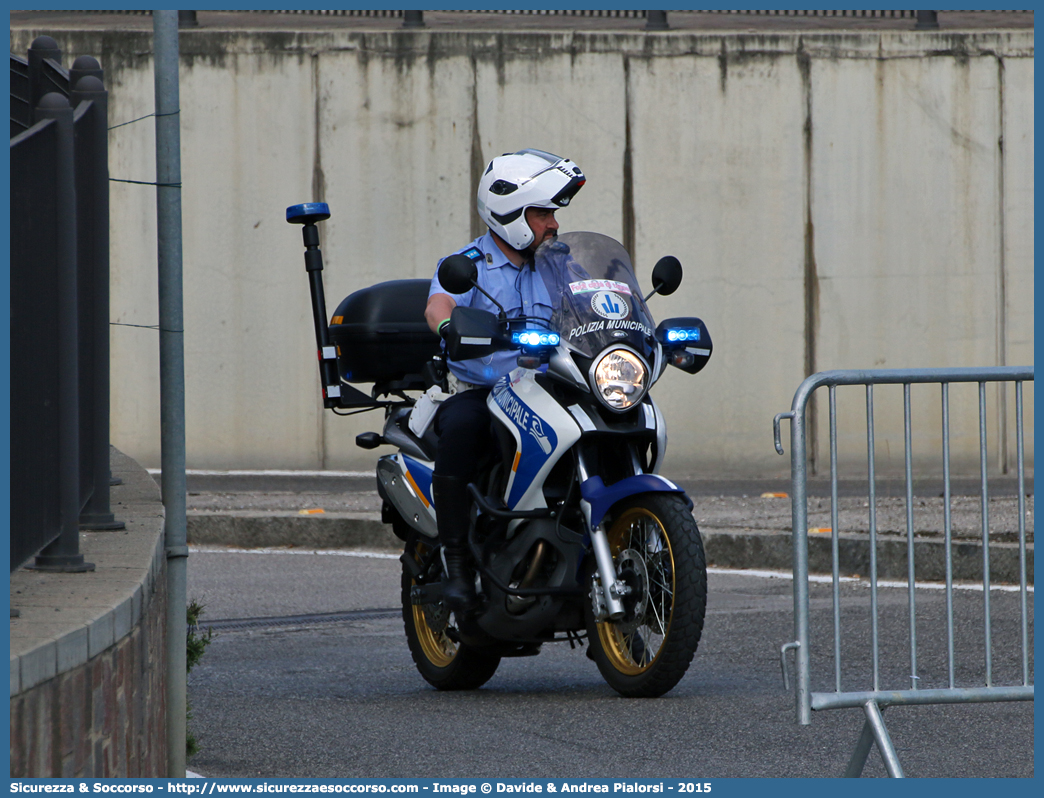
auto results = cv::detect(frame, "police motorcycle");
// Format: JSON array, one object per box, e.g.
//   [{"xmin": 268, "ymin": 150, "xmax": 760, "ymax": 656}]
[{"xmin": 287, "ymin": 202, "xmax": 713, "ymax": 697}]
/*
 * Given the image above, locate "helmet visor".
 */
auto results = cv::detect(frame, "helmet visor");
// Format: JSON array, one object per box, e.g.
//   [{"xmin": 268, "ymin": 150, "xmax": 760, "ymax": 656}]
[{"xmin": 550, "ymin": 174, "xmax": 586, "ymax": 207}]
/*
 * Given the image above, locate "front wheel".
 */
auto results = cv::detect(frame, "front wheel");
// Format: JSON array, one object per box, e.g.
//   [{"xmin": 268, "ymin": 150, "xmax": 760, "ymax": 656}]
[
  {"xmin": 401, "ymin": 533, "xmax": 501, "ymax": 690},
  {"xmin": 585, "ymin": 494, "xmax": 707, "ymax": 697}
]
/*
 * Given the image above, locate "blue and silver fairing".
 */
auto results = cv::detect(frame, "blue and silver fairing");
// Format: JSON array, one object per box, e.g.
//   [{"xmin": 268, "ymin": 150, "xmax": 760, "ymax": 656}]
[
  {"xmin": 487, "ymin": 368, "xmax": 582, "ymax": 512},
  {"xmin": 376, "ymin": 453, "xmax": 438, "ymax": 538}
]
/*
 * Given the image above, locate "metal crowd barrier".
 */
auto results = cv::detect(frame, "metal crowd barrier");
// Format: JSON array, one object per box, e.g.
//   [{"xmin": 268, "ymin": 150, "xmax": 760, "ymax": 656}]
[{"xmin": 773, "ymin": 367, "xmax": 1034, "ymax": 777}]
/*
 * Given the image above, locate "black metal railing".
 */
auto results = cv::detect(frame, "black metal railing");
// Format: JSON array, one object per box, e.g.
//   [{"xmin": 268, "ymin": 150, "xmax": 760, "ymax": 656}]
[
  {"xmin": 11, "ymin": 101, "xmax": 64, "ymax": 572},
  {"xmin": 706, "ymin": 9, "xmax": 918, "ymax": 17},
  {"xmin": 15, "ymin": 10, "xmax": 1008, "ymax": 33},
  {"xmin": 10, "ymin": 36, "xmax": 121, "ymax": 573},
  {"xmin": 23, "ymin": 9, "xmax": 965, "ymax": 22}
]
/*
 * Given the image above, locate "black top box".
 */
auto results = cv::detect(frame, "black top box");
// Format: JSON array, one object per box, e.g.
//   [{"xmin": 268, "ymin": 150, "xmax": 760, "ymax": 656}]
[{"xmin": 328, "ymin": 280, "xmax": 440, "ymax": 385}]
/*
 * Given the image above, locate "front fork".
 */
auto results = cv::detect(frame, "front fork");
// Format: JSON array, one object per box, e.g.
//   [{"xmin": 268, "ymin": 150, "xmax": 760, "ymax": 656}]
[
  {"xmin": 577, "ymin": 449, "xmax": 639, "ymax": 622},
  {"xmin": 589, "ymin": 524, "xmax": 626, "ymax": 621}
]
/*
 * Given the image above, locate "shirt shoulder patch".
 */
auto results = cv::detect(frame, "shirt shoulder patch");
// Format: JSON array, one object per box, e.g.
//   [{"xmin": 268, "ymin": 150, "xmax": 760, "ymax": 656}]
[{"xmin": 462, "ymin": 247, "xmax": 484, "ymax": 262}]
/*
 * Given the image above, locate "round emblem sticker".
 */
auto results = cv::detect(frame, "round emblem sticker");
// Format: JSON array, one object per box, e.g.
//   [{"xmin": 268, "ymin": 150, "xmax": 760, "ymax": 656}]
[{"xmin": 591, "ymin": 291, "xmax": 629, "ymax": 321}]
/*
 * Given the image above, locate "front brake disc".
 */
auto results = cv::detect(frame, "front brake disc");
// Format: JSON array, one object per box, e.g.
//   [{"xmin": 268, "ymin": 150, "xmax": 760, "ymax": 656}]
[
  {"xmin": 424, "ymin": 598, "xmax": 450, "ymax": 633},
  {"xmin": 615, "ymin": 549, "xmax": 649, "ymax": 634}
]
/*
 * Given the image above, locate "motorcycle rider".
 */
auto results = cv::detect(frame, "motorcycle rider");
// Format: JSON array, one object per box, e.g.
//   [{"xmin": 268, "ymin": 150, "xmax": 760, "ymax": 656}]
[{"xmin": 424, "ymin": 148, "xmax": 586, "ymax": 614}]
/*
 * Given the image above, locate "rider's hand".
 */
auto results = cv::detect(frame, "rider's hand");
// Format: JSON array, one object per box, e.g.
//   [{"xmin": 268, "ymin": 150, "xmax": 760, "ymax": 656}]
[{"xmin": 437, "ymin": 318, "xmax": 451, "ymax": 340}]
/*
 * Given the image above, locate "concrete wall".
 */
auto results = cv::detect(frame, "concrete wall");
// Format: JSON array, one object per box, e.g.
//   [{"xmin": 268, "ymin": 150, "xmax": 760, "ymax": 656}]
[{"xmin": 10, "ymin": 27, "xmax": 1033, "ymax": 477}]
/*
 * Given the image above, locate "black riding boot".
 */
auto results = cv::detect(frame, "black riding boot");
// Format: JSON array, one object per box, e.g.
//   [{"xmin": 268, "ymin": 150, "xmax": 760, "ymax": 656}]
[{"xmin": 431, "ymin": 474, "xmax": 479, "ymax": 614}]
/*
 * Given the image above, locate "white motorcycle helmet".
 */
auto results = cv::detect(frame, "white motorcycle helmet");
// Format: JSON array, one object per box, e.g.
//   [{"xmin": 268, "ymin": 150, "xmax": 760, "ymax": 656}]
[{"xmin": 476, "ymin": 149, "xmax": 585, "ymax": 251}]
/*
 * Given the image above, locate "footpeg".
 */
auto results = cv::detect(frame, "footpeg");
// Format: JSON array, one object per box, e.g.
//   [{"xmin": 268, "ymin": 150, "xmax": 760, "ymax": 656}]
[
  {"xmin": 410, "ymin": 583, "xmax": 444, "ymax": 605},
  {"xmin": 400, "ymin": 551, "xmax": 423, "ymax": 580}
]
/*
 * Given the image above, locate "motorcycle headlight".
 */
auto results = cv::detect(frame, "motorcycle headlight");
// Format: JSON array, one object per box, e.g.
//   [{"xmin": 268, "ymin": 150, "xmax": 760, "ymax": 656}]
[{"xmin": 592, "ymin": 348, "xmax": 648, "ymax": 412}]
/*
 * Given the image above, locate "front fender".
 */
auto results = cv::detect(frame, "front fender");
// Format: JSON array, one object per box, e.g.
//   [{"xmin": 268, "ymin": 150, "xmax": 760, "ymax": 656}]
[{"xmin": 580, "ymin": 474, "xmax": 691, "ymax": 529}]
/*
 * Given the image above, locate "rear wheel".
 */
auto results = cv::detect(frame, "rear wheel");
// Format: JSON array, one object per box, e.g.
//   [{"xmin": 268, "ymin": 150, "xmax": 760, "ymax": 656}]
[
  {"xmin": 401, "ymin": 532, "xmax": 501, "ymax": 690},
  {"xmin": 585, "ymin": 494, "xmax": 707, "ymax": 697}
]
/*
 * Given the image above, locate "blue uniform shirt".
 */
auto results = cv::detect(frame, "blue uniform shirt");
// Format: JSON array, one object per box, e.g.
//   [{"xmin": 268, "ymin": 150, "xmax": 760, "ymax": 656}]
[{"xmin": 429, "ymin": 231, "xmax": 554, "ymax": 387}]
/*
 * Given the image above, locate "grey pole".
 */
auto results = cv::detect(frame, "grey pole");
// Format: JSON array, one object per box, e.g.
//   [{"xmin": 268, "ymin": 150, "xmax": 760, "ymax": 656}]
[{"xmin": 154, "ymin": 10, "xmax": 187, "ymax": 778}]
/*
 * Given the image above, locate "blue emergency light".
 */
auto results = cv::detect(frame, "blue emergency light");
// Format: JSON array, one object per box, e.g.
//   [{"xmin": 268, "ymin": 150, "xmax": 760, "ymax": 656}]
[
  {"xmin": 664, "ymin": 328, "xmax": 701, "ymax": 343},
  {"xmin": 286, "ymin": 202, "xmax": 331, "ymax": 224},
  {"xmin": 512, "ymin": 330, "xmax": 561, "ymax": 347}
]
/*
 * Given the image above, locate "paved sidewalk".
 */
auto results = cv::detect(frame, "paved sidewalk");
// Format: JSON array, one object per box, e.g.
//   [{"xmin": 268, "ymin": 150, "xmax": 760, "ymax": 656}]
[
  {"xmin": 179, "ymin": 472, "xmax": 1033, "ymax": 584},
  {"xmin": 10, "ymin": 450, "xmax": 165, "ymax": 697}
]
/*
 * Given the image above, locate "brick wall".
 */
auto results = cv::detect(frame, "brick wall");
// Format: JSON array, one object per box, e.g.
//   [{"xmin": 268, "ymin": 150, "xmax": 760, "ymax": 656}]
[{"xmin": 9, "ymin": 559, "xmax": 167, "ymax": 777}]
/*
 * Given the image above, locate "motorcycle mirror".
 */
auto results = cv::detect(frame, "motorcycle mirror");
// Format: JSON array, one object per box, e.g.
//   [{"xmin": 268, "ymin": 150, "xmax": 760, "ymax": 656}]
[
  {"xmin": 647, "ymin": 256, "xmax": 680, "ymax": 294},
  {"xmin": 649, "ymin": 256, "xmax": 683, "ymax": 298},
  {"xmin": 438, "ymin": 254, "xmax": 478, "ymax": 295}
]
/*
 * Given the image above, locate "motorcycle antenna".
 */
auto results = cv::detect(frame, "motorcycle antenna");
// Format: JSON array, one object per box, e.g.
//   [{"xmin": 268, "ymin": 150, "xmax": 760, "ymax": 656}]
[
  {"xmin": 439, "ymin": 254, "xmax": 509, "ymax": 320},
  {"xmin": 474, "ymin": 283, "xmax": 508, "ymax": 320}
]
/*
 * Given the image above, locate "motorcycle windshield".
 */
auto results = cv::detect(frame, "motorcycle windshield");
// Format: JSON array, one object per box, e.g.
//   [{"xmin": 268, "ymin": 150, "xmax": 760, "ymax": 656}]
[{"xmin": 533, "ymin": 232, "xmax": 657, "ymax": 361}]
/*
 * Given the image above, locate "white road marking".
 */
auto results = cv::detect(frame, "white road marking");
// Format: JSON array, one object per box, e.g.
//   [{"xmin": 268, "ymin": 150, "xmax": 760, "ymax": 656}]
[
  {"xmin": 189, "ymin": 545, "xmax": 399, "ymax": 559},
  {"xmin": 708, "ymin": 565, "xmax": 1032, "ymax": 592},
  {"xmin": 149, "ymin": 468, "xmax": 372, "ymax": 477},
  {"xmin": 186, "ymin": 548, "xmax": 1032, "ymax": 591}
]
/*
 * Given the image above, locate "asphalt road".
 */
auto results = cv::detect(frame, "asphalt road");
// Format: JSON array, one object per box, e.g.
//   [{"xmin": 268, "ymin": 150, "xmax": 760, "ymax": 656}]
[{"xmin": 185, "ymin": 548, "xmax": 1033, "ymax": 779}]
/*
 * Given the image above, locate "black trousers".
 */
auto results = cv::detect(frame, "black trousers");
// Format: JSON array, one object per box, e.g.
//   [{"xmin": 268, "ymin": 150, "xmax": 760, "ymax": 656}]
[{"xmin": 433, "ymin": 389, "xmax": 493, "ymax": 482}]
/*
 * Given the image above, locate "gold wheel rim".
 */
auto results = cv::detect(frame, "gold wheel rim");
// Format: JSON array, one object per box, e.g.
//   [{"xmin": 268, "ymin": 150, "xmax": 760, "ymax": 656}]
[
  {"xmin": 596, "ymin": 506, "xmax": 675, "ymax": 676},
  {"xmin": 413, "ymin": 603, "xmax": 457, "ymax": 667},
  {"xmin": 411, "ymin": 541, "xmax": 458, "ymax": 668}
]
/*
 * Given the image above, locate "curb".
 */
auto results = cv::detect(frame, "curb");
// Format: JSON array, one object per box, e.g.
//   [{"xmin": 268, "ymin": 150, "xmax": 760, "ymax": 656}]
[
  {"xmin": 188, "ymin": 513, "xmax": 1033, "ymax": 584},
  {"xmin": 188, "ymin": 512, "xmax": 397, "ymax": 551}
]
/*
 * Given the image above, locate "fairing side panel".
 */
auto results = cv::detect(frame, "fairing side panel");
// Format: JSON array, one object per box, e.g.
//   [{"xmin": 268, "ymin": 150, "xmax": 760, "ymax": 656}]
[
  {"xmin": 488, "ymin": 368, "xmax": 582, "ymax": 512},
  {"xmin": 378, "ymin": 453, "xmax": 438, "ymax": 538},
  {"xmin": 649, "ymin": 396, "xmax": 667, "ymax": 473}
]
